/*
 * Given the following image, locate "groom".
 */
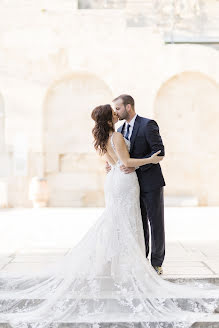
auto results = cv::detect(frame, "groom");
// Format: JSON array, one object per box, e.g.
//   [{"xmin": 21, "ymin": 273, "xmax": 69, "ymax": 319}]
[{"xmin": 106, "ymin": 94, "xmax": 166, "ymax": 275}]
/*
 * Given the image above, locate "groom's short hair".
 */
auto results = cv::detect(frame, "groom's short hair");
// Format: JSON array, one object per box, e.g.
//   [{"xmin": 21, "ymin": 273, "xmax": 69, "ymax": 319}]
[{"xmin": 113, "ymin": 94, "xmax": 135, "ymax": 109}]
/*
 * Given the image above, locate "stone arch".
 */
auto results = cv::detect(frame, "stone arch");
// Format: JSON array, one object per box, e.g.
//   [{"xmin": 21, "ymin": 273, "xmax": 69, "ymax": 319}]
[
  {"xmin": 159, "ymin": 44, "xmax": 219, "ymax": 89},
  {"xmin": 43, "ymin": 71, "xmax": 113, "ymax": 207},
  {"xmin": 154, "ymin": 71, "xmax": 219, "ymax": 206}
]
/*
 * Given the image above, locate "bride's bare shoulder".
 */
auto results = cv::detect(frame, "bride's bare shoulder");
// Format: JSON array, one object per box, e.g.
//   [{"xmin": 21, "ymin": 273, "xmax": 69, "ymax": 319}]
[
  {"xmin": 113, "ymin": 132, "xmax": 125, "ymax": 145},
  {"xmin": 113, "ymin": 131, "xmax": 123, "ymax": 139}
]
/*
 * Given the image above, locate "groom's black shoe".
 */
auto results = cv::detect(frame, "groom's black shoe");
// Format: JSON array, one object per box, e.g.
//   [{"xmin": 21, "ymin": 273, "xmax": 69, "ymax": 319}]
[{"xmin": 153, "ymin": 266, "xmax": 163, "ymax": 275}]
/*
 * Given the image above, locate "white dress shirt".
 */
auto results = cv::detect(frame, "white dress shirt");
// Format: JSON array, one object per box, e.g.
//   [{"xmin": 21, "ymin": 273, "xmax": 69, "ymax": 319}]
[{"xmin": 123, "ymin": 114, "xmax": 137, "ymax": 140}]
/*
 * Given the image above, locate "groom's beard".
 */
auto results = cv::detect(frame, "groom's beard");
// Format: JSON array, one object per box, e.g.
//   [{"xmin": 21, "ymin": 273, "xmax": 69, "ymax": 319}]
[
  {"xmin": 119, "ymin": 113, "xmax": 130, "ymax": 121},
  {"xmin": 118, "ymin": 115, "xmax": 127, "ymax": 121}
]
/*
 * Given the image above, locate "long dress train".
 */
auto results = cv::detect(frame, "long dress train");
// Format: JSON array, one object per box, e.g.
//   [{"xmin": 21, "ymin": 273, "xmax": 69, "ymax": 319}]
[{"xmin": 0, "ymin": 134, "xmax": 218, "ymax": 328}]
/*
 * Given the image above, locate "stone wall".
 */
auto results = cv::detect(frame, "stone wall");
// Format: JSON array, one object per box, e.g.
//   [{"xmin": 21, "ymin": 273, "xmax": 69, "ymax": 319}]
[{"xmin": 0, "ymin": 0, "xmax": 219, "ymax": 206}]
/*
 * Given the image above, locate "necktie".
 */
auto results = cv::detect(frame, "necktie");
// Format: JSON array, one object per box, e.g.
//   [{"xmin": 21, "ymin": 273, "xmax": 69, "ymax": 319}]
[{"xmin": 124, "ymin": 123, "xmax": 131, "ymax": 140}]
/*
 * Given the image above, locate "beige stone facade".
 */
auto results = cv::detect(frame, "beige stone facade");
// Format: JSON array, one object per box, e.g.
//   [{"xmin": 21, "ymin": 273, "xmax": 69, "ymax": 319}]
[{"xmin": 0, "ymin": 0, "xmax": 219, "ymax": 207}]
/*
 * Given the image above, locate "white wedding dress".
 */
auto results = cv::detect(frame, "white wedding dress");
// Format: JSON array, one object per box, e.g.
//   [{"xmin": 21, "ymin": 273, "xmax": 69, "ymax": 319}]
[{"xmin": 0, "ymin": 134, "xmax": 218, "ymax": 328}]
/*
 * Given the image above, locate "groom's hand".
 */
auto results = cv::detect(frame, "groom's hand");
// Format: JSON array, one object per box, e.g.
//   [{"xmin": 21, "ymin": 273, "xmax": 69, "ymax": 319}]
[
  {"xmin": 120, "ymin": 165, "xmax": 136, "ymax": 174},
  {"xmin": 105, "ymin": 161, "xmax": 111, "ymax": 174}
]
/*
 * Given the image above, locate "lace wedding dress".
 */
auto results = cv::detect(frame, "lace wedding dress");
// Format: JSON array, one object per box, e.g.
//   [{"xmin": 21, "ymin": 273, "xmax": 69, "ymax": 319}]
[{"xmin": 0, "ymin": 134, "xmax": 218, "ymax": 328}]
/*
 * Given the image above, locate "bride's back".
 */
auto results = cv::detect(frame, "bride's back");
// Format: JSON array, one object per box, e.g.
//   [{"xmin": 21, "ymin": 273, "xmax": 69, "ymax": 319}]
[
  {"xmin": 105, "ymin": 132, "xmax": 131, "ymax": 167},
  {"xmin": 105, "ymin": 133, "xmax": 119, "ymax": 165}
]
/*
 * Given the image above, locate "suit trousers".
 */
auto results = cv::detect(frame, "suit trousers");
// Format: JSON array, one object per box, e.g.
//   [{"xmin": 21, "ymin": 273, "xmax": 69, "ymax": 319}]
[{"xmin": 140, "ymin": 186, "xmax": 165, "ymax": 267}]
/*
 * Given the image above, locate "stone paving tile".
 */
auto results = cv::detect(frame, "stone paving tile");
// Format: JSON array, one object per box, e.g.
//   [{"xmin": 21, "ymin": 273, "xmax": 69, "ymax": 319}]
[
  {"xmin": 166, "ymin": 242, "xmax": 185, "ymax": 248},
  {"xmin": 0, "ymin": 256, "xmax": 13, "ymax": 270},
  {"xmin": 181, "ymin": 241, "xmax": 219, "ymax": 248},
  {"xmin": 165, "ymin": 254, "xmax": 207, "ymax": 261},
  {"xmin": 204, "ymin": 261, "xmax": 219, "ymax": 274},
  {"xmin": 180, "ymin": 242, "xmax": 219, "ymax": 257},
  {"xmin": 166, "ymin": 242, "xmax": 188, "ymax": 253},
  {"xmin": 165, "ymin": 242, "xmax": 210, "ymax": 261},
  {"xmin": 202, "ymin": 252, "xmax": 219, "ymax": 259},
  {"xmin": 0, "ymin": 253, "xmax": 15, "ymax": 257},
  {"xmin": 165, "ymin": 256, "xmax": 208, "ymax": 263},
  {"xmin": 0, "ymin": 262, "xmax": 10, "ymax": 270},
  {"xmin": 150, "ymin": 243, "xmax": 208, "ymax": 263},
  {"xmin": 163, "ymin": 261, "xmax": 206, "ymax": 267},
  {"xmin": 0, "ymin": 256, "xmax": 13, "ymax": 262},
  {"xmin": 162, "ymin": 265, "xmax": 214, "ymax": 275},
  {"xmin": 163, "ymin": 274, "xmax": 219, "ymax": 281}
]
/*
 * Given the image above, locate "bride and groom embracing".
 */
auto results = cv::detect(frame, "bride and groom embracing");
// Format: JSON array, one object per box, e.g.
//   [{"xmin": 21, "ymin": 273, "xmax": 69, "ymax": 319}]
[
  {"xmin": 0, "ymin": 94, "xmax": 218, "ymax": 327},
  {"xmin": 103, "ymin": 94, "xmax": 166, "ymax": 275}
]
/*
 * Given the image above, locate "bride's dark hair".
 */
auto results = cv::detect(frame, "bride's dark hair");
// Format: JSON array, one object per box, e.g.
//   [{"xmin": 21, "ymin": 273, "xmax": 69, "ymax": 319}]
[{"xmin": 91, "ymin": 104, "xmax": 115, "ymax": 155}]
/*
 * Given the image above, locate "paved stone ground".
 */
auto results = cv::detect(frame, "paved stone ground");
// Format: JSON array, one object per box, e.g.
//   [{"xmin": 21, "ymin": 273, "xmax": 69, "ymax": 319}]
[{"xmin": 0, "ymin": 207, "xmax": 218, "ymax": 278}]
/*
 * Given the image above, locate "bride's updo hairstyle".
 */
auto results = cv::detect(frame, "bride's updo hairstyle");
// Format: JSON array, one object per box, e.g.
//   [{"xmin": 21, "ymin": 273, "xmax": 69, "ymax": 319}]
[{"xmin": 91, "ymin": 104, "xmax": 115, "ymax": 155}]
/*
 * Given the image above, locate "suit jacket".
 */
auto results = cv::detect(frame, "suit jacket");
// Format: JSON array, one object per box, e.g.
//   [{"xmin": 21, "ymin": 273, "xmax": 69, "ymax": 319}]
[{"xmin": 117, "ymin": 115, "xmax": 166, "ymax": 192}]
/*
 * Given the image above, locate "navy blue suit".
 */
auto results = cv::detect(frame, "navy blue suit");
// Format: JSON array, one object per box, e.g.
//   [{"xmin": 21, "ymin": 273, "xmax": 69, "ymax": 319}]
[{"xmin": 117, "ymin": 115, "xmax": 165, "ymax": 266}]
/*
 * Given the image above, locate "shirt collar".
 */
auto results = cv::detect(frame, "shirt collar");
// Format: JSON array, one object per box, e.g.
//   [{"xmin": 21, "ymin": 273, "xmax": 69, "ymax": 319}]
[{"xmin": 126, "ymin": 114, "xmax": 137, "ymax": 128}]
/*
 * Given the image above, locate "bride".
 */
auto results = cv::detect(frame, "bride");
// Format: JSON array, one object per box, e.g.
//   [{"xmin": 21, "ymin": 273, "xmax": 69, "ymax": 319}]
[{"xmin": 0, "ymin": 104, "xmax": 218, "ymax": 328}]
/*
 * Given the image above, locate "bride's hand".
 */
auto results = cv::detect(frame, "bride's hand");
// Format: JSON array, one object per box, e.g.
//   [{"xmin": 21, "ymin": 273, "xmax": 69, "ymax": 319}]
[{"xmin": 150, "ymin": 150, "xmax": 163, "ymax": 164}]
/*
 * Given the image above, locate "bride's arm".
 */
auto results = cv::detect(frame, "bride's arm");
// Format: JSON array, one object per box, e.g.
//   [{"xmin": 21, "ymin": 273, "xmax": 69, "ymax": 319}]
[{"xmin": 113, "ymin": 132, "xmax": 163, "ymax": 168}]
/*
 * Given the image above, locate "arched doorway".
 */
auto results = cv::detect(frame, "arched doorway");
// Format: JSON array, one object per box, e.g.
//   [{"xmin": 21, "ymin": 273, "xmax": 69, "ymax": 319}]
[
  {"xmin": 43, "ymin": 72, "xmax": 113, "ymax": 207},
  {"xmin": 154, "ymin": 71, "xmax": 219, "ymax": 206}
]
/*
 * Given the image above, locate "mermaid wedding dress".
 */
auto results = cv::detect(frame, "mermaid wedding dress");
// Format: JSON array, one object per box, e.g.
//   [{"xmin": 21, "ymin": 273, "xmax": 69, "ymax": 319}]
[{"xmin": 0, "ymin": 134, "xmax": 218, "ymax": 328}]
